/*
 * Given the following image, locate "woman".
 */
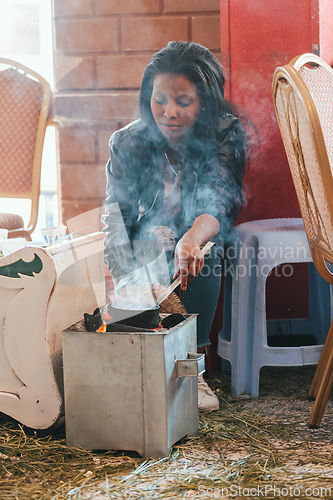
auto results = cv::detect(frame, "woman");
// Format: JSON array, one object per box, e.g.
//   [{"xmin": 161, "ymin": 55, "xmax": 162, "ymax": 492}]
[{"xmin": 104, "ymin": 41, "xmax": 247, "ymax": 410}]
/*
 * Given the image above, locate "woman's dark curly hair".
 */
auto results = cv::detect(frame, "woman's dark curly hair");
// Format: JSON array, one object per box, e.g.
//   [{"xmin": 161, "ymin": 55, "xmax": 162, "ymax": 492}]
[{"xmin": 139, "ymin": 41, "xmax": 229, "ymax": 139}]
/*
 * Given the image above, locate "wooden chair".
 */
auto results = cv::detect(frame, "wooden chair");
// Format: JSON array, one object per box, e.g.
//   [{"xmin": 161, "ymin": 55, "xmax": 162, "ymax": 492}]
[
  {"xmin": 0, "ymin": 58, "xmax": 53, "ymax": 240},
  {"xmin": 0, "ymin": 232, "xmax": 105, "ymax": 429},
  {"xmin": 272, "ymin": 53, "xmax": 333, "ymax": 427}
]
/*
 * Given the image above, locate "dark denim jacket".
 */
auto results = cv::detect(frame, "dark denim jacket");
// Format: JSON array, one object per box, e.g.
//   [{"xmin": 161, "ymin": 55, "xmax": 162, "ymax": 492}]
[{"xmin": 103, "ymin": 116, "xmax": 245, "ymax": 276}]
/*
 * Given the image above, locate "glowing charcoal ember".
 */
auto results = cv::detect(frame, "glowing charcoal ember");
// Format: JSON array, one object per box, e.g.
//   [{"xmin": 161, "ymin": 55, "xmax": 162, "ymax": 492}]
[
  {"xmin": 149, "ymin": 321, "xmax": 163, "ymax": 330},
  {"xmin": 97, "ymin": 323, "xmax": 107, "ymax": 333}
]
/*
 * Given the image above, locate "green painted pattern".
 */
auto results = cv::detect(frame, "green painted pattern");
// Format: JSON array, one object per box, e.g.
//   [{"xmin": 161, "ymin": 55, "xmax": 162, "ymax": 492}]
[{"xmin": 0, "ymin": 253, "xmax": 43, "ymax": 278}]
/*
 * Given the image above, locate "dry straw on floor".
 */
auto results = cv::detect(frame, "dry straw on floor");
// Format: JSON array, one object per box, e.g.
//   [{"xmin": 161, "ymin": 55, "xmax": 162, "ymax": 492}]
[{"xmin": 0, "ymin": 366, "xmax": 332, "ymax": 499}]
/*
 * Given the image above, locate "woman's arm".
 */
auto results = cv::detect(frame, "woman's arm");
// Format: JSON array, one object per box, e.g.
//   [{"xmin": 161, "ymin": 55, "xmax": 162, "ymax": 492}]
[
  {"xmin": 174, "ymin": 116, "xmax": 246, "ymax": 291},
  {"xmin": 174, "ymin": 214, "xmax": 220, "ymax": 291}
]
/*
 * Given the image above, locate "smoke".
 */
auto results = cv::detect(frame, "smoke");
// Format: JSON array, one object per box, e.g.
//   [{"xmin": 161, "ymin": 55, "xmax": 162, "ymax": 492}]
[
  {"xmin": 66, "ymin": 206, "xmax": 105, "ymax": 236},
  {"xmin": 103, "ymin": 202, "xmax": 171, "ymax": 312},
  {"xmin": 112, "ymin": 247, "xmax": 170, "ymax": 311},
  {"xmin": 50, "ymin": 203, "xmax": 171, "ymax": 326},
  {"xmin": 53, "ymin": 50, "xmax": 84, "ymax": 86}
]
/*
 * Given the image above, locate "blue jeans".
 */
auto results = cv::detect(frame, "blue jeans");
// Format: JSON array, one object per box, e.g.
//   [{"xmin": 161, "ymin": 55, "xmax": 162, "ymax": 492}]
[{"xmin": 181, "ymin": 246, "xmax": 223, "ymax": 348}]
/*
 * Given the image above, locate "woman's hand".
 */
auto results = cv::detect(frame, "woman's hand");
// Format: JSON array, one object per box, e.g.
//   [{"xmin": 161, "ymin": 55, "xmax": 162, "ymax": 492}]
[
  {"xmin": 173, "ymin": 214, "xmax": 220, "ymax": 291},
  {"xmin": 174, "ymin": 233, "xmax": 204, "ymax": 291}
]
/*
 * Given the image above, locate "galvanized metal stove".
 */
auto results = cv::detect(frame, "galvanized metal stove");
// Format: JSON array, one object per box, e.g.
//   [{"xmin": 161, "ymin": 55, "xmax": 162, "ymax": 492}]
[{"xmin": 62, "ymin": 314, "xmax": 203, "ymax": 458}]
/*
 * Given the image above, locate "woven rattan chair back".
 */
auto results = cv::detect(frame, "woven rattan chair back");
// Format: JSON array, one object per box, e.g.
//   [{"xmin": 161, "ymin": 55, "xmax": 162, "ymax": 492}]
[
  {"xmin": 272, "ymin": 53, "xmax": 333, "ymax": 428},
  {"xmin": 0, "ymin": 58, "xmax": 52, "ymax": 240},
  {"xmin": 273, "ymin": 55, "xmax": 333, "ymax": 281}
]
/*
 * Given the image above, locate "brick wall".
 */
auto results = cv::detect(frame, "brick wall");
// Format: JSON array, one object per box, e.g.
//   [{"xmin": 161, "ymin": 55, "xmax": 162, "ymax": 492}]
[{"xmin": 52, "ymin": 0, "xmax": 221, "ymax": 226}]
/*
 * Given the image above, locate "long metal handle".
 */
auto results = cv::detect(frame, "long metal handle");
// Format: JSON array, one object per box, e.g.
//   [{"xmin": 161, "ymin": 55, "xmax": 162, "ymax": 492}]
[
  {"xmin": 158, "ymin": 275, "xmax": 181, "ymax": 303},
  {"xmin": 176, "ymin": 353, "xmax": 205, "ymax": 377}
]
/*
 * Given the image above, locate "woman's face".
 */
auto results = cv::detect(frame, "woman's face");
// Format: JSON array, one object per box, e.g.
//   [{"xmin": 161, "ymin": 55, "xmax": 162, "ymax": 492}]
[{"xmin": 150, "ymin": 73, "xmax": 201, "ymax": 146}]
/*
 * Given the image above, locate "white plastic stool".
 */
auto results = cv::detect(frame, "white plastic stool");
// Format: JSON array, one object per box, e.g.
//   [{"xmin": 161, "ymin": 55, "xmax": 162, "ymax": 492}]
[{"xmin": 217, "ymin": 218, "xmax": 330, "ymax": 397}]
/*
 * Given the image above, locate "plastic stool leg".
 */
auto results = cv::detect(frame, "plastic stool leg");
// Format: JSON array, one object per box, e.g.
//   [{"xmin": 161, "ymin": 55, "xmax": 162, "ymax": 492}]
[
  {"xmin": 308, "ymin": 263, "xmax": 331, "ymax": 344},
  {"xmin": 229, "ymin": 267, "xmax": 254, "ymax": 395},
  {"xmin": 251, "ymin": 260, "xmax": 270, "ymax": 397},
  {"xmin": 231, "ymin": 235, "xmax": 258, "ymax": 396}
]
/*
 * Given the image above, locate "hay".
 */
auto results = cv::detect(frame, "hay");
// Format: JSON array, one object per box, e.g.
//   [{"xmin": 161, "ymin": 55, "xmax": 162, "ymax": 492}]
[{"xmin": 0, "ymin": 366, "xmax": 333, "ymax": 499}]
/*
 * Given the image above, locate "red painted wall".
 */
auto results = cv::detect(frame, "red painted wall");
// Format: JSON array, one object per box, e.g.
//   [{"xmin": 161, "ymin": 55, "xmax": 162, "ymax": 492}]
[
  {"xmin": 220, "ymin": 0, "xmax": 318, "ymax": 223},
  {"xmin": 320, "ymin": 0, "xmax": 333, "ymax": 65},
  {"xmin": 205, "ymin": 0, "xmax": 329, "ymax": 374}
]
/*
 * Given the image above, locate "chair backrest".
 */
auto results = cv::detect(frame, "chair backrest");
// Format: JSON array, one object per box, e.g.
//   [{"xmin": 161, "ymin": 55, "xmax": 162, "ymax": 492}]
[
  {"xmin": 0, "ymin": 58, "xmax": 53, "ymax": 236},
  {"xmin": 272, "ymin": 54, "xmax": 333, "ymax": 284}
]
